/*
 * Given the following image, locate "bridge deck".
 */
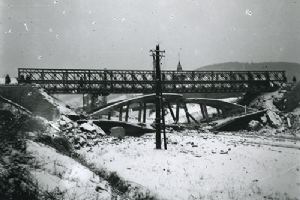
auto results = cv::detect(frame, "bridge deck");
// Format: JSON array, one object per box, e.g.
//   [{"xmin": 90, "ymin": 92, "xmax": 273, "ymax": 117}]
[{"xmin": 18, "ymin": 68, "xmax": 286, "ymax": 94}]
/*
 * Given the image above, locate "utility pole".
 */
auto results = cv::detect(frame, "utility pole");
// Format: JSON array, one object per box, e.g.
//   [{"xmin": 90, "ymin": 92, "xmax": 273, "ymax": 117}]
[{"xmin": 150, "ymin": 44, "xmax": 165, "ymax": 149}]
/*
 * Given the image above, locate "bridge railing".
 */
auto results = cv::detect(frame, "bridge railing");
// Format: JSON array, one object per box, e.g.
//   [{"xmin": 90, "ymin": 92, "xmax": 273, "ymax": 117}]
[{"xmin": 18, "ymin": 68, "xmax": 286, "ymax": 94}]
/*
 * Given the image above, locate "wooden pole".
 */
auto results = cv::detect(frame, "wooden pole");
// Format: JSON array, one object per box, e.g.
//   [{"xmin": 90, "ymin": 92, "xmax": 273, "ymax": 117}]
[
  {"xmin": 154, "ymin": 44, "xmax": 162, "ymax": 149},
  {"xmin": 161, "ymin": 99, "xmax": 167, "ymax": 150}
]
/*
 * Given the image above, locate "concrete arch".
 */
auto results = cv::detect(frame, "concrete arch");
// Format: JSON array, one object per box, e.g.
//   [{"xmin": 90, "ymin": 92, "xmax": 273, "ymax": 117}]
[
  {"xmin": 90, "ymin": 93, "xmax": 183, "ymax": 118},
  {"xmin": 184, "ymin": 98, "xmax": 253, "ymax": 113},
  {"xmin": 89, "ymin": 93, "xmax": 254, "ymax": 125}
]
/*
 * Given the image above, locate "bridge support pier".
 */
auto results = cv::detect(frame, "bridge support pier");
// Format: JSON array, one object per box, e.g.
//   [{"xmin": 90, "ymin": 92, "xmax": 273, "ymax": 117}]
[
  {"xmin": 83, "ymin": 94, "xmax": 98, "ymax": 113},
  {"xmin": 175, "ymin": 102, "xmax": 180, "ymax": 124},
  {"xmin": 199, "ymin": 104, "xmax": 209, "ymax": 122},
  {"xmin": 119, "ymin": 106, "xmax": 123, "ymax": 121},
  {"xmin": 217, "ymin": 108, "xmax": 222, "ymax": 117},
  {"xmin": 167, "ymin": 103, "xmax": 176, "ymax": 123},
  {"xmin": 108, "ymin": 111, "xmax": 111, "ymax": 120},
  {"xmin": 125, "ymin": 103, "xmax": 130, "ymax": 122},
  {"xmin": 143, "ymin": 103, "xmax": 147, "ymax": 123},
  {"xmin": 138, "ymin": 103, "xmax": 142, "ymax": 122},
  {"xmin": 83, "ymin": 94, "xmax": 108, "ymax": 113},
  {"xmin": 183, "ymin": 103, "xmax": 191, "ymax": 124}
]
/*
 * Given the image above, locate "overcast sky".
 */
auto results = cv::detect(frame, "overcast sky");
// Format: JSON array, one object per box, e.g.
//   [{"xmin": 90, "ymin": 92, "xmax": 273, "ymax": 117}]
[{"xmin": 1, "ymin": 0, "xmax": 300, "ymax": 76}]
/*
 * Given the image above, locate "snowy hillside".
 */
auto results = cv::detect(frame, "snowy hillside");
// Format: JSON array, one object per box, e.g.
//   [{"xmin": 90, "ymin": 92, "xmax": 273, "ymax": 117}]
[{"xmin": 27, "ymin": 141, "xmax": 112, "ymax": 200}]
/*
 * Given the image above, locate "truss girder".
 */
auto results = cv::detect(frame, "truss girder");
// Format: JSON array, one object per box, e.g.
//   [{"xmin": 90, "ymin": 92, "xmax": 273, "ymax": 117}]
[{"xmin": 18, "ymin": 68, "xmax": 286, "ymax": 94}]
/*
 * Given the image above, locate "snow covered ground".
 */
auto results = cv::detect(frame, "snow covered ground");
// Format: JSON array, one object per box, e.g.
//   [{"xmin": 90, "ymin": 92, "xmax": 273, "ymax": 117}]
[
  {"xmin": 2, "ymin": 84, "xmax": 300, "ymax": 199},
  {"xmin": 78, "ymin": 131, "xmax": 300, "ymax": 200},
  {"xmin": 27, "ymin": 140, "xmax": 112, "ymax": 200}
]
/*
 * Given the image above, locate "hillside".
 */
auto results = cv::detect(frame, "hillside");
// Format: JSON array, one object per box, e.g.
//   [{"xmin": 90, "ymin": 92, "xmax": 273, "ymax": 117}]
[{"xmin": 197, "ymin": 62, "xmax": 300, "ymax": 82}]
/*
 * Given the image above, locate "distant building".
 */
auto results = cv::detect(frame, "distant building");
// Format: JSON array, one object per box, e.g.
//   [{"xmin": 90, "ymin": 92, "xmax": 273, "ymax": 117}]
[{"xmin": 177, "ymin": 61, "xmax": 183, "ymax": 71}]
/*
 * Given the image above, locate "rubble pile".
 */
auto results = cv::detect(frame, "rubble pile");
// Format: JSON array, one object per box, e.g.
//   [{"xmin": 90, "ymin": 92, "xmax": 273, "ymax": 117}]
[
  {"xmin": 247, "ymin": 89, "xmax": 300, "ymax": 136},
  {"xmin": 56, "ymin": 116, "xmax": 106, "ymax": 149}
]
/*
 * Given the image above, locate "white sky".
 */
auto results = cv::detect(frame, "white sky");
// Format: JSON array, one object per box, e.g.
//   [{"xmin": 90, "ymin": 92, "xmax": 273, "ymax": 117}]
[{"xmin": 1, "ymin": 0, "xmax": 300, "ymax": 76}]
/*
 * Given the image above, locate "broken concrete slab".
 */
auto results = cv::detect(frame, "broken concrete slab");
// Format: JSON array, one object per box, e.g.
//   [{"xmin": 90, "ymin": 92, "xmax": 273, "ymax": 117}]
[
  {"xmin": 110, "ymin": 126, "xmax": 125, "ymax": 139},
  {"xmin": 266, "ymin": 110, "xmax": 282, "ymax": 128},
  {"xmin": 213, "ymin": 110, "xmax": 267, "ymax": 131}
]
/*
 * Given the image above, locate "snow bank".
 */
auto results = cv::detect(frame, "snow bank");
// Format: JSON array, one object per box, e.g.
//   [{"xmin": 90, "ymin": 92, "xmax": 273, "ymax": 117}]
[{"xmin": 27, "ymin": 141, "xmax": 111, "ymax": 200}]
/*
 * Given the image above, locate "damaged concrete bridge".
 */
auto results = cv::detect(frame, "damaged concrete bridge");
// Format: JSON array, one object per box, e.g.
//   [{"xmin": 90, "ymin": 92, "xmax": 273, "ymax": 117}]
[{"xmin": 89, "ymin": 93, "xmax": 261, "ymax": 133}]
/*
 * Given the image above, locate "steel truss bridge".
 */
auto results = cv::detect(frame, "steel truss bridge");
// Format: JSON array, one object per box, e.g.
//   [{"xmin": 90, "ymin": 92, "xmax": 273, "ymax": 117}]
[{"xmin": 18, "ymin": 68, "xmax": 287, "ymax": 95}]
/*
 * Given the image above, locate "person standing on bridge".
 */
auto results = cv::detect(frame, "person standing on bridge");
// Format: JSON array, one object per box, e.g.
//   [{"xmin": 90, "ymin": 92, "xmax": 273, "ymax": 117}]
[
  {"xmin": 5, "ymin": 74, "xmax": 11, "ymax": 85},
  {"xmin": 25, "ymin": 74, "xmax": 32, "ymax": 84}
]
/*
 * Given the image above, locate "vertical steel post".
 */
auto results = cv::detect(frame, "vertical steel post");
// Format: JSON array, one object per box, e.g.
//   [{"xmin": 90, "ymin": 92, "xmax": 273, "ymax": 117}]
[{"xmin": 161, "ymin": 99, "xmax": 167, "ymax": 150}]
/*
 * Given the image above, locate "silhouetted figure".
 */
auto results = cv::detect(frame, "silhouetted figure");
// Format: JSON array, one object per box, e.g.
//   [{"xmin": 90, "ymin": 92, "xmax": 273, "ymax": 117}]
[
  {"xmin": 25, "ymin": 74, "xmax": 31, "ymax": 84},
  {"xmin": 293, "ymin": 76, "xmax": 297, "ymax": 84},
  {"xmin": 19, "ymin": 75, "xmax": 25, "ymax": 83},
  {"xmin": 5, "ymin": 74, "xmax": 11, "ymax": 85},
  {"xmin": 79, "ymin": 76, "xmax": 84, "ymax": 87}
]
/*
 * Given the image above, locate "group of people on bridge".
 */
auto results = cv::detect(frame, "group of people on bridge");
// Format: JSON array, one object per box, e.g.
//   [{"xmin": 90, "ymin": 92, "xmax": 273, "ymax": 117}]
[
  {"xmin": 18, "ymin": 74, "xmax": 32, "ymax": 84},
  {"xmin": 2, "ymin": 74, "xmax": 33, "ymax": 85}
]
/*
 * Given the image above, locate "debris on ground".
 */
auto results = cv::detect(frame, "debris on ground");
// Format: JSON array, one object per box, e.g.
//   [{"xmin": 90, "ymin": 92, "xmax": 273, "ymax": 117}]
[
  {"xmin": 79, "ymin": 120, "xmax": 106, "ymax": 135},
  {"xmin": 248, "ymin": 120, "xmax": 261, "ymax": 131},
  {"xmin": 266, "ymin": 110, "xmax": 282, "ymax": 128}
]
